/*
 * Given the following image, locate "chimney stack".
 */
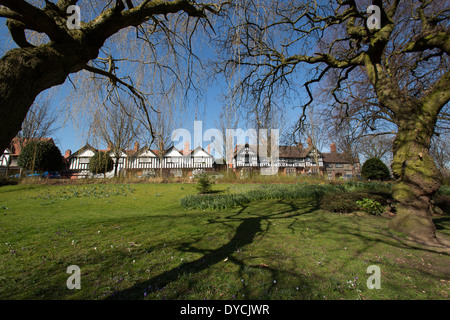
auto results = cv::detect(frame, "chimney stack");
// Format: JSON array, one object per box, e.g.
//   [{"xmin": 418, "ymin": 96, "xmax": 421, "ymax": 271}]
[
  {"xmin": 307, "ymin": 136, "xmax": 313, "ymax": 148},
  {"xmin": 297, "ymin": 142, "xmax": 303, "ymax": 149},
  {"xmin": 184, "ymin": 141, "xmax": 190, "ymax": 156},
  {"xmin": 330, "ymin": 142, "xmax": 337, "ymax": 153},
  {"xmin": 134, "ymin": 141, "xmax": 140, "ymax": 152},
  {"xmin": 65, "ymin": 149, "xmax": 71, "ymax": 158},
  {"xmin": 207, "ymin": 144, "xmax": 211, "ymax": 155}
]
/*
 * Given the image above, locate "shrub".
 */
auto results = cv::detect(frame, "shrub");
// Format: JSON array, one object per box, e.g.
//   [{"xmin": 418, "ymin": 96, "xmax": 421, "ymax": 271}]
[
  {"xmin": 320, "ymin": 191, "xmax": 390, "ymax": 214},
  {"xmin": 89, "ymin": 151, "xmax": 114, "ymax": 176},
  {"xmin": 181, "ymin": 183, "xmax": 345, "ymax": 210},
  {"xmin": 196, "ymin": 173, "xmax": 213, "ymax": 194},
  {"xmin": 0, "ymin": 178, "xmax": 17, "ymax": 186},
  {"xmin": 181, "ymin": 182, "xmax": 393, "ymax": 211},
  {"xmin": 319, "ymin": 192, "xmax": 361, "ymax": 213},
  {"xmin": 343, "ymin": 181, "xmax": 392, "ymax": 193},
  {"xmin": 181, "ymin": 193, "xmax": 251, "ymax": 210},
  {"xmin": 361, "ymin": 158, "xmax": 391, "ymax": 180},
  {"xmin": 18, "ymin": 140, "xmax": 63, "ymax": 172},
  {"xmin": 355, "ymin": 198, "xmax": 384, "ymax": 215},
  {"xmin": 438, "ymin": 185, "xmax": 450, "ymax": 196}
]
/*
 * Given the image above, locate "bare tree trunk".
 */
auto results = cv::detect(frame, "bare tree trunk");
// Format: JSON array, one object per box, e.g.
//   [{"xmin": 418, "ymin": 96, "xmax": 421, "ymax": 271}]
[
  {"xmin": 0, "ymin": 0, "xmax": 215, "ymax": 158},
  {"xmin": 114, "ymin": 157, "xmax": 119, "ymax": 178}
]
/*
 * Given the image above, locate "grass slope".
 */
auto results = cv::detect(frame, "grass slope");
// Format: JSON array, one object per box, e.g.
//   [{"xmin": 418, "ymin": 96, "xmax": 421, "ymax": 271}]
[{"xmin": 0, "ymin": 183, "xmax": 448, "ymax": 300}]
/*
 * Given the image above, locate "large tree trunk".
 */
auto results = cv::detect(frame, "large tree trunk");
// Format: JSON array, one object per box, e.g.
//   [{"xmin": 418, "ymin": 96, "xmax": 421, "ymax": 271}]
[
  {"xmin": 390, "ymin": 112, "xmax": 442, "ymax": 244},
  {"xmin": 0, "ymin": 43, "xmax": 97, "ymax": 154},
  {"xmin": 0, "ymin": 0, "xmax": 212, "ymax": 158}
]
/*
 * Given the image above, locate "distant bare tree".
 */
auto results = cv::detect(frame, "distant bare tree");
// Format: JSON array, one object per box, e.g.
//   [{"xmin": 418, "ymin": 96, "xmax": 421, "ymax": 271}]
[
  {"xmin": 430, "ymin": 134, "xmax": 450, "ymax": 176},
  {"xmin": 215, "ymin": 102, "xmax": 239, "ymax": 166},
  {"xmin": 138, "ymin": 96, "xmax": 177, "ymax": 179},
  {"xmin": 215, "ymin": 0, "xmax": 450, "ymax": 244},
  {"xmin": 302, "ymin": 109, "xmax": 329, "ymax": 174},
  {"xmin": 0, "ymin": 0, "xmax": 227, "ymax": 161},
  {"xmin": 19, "ymin": 97, "xmax": 60, "ymax": 141},
  {"xmin": 89, "ymin": 93, "xmax": 139, "ymax": 177},
  {"xmin": 248, "ymin": 99, "xmax": 284, "ymax": 164},
  {"xmin": 154, "ymin": 106, "xmax": 176, "ymax": 179},
  {"xmin": 11, "ymin": 96, "xmax": 62, "ymax": 176},
  {"xmin": 326, "ymin": 118, "xmax": 361, "ymax": 165},
  {"xmin": 358, "ymin": 135, "xmax": 394, "ymax": 164}
]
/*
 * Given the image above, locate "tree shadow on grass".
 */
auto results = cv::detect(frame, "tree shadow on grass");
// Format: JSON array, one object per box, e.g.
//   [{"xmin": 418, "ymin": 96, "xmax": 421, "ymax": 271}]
[
  {"xmin": 434, "ymin": 216, "xmax": 450, "ymax": 231},
  {"xmin": 104, "ymin": 197, "xmax": 450, "ymax": 300},
  {"xmin": 105, "ymin": 198, "xmax": 320, "ymax": 300}
]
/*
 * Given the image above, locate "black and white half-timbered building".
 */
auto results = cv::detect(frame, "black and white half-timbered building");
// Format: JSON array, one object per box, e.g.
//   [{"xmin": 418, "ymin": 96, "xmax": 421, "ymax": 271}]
[
  {"xmin": 1, "ymin": 135, "xmax": 359, "ymax": 180},
  {"xmin": 233, "ymin": 141, "xmax": 360, "ymax": 179},
  {"xmin": 65, "ymin": 142, "xmax": 215, "ymax": 178}
]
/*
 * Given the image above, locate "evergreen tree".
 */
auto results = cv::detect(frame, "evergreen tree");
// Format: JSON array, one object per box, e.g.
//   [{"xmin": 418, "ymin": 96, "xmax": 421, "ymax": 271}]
[
  {"xmin": 89, "ymin": 151, "xmax": 114, "ymax": 177},
  {"xmin": 18, "ymin": 140, "xmax": 63, "ymax": 172},
  {"xmin": 361, "ymin": 158, "xmax": 391, "ymax": 181}
]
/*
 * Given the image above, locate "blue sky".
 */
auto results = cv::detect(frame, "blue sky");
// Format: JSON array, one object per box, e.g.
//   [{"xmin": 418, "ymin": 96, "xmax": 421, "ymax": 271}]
[
  {"xmin": 0, "ymin": 12, "xmax": 318, "ymax": 157},
  {"xmin": 0, "ymin": 16, "xmax": 231, "ymax": 154},
  {"xmin": 53, "ymin": 78, "xmax": 228, "ymax": 154}
]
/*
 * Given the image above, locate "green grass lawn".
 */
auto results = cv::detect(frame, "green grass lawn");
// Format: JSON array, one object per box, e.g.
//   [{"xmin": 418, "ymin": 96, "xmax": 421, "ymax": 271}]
[{"xmin": 0, "ymin": 182, "xmax": 448, "ymax": 300}]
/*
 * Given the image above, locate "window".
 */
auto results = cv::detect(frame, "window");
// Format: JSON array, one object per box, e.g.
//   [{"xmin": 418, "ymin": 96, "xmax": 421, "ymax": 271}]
[
  {"xmin": 139, "ymin": 157, "xmax": 153, "ymax": 165},
  {"xmin": 79, "ymin": 158, "xmax": 90, "ymax": 164},
  {"xmin": 167, "ymin": 158, "xmax": 179, "ymax": 164},
  {"xmin": 335, "ymin": 163, "xmax": 343, "ymax": 168},
  {"xmin": 244, "ymin": 154, "xmax": 250, "ymax": 164}
]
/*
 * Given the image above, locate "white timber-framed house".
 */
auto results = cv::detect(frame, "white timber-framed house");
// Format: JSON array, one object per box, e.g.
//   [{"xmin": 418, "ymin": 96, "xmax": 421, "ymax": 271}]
[{"xmin": 64, "ymin": 141, "xmax": 215, "ymax": 178}]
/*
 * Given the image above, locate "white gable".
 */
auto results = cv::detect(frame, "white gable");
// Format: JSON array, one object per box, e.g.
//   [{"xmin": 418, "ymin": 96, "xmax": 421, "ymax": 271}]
[
  {"xmin": 139, "ymin": 149, "xmax": 157, "ymax": 157},
  {"xmin": 307, "ymin": 150, "xmax": 323, "ymax": 160},
  {"xmin": 237, "ymin": 146, "xmax": 257, "ymax": 156},
  {"xmin": 165, "ymin": 148, "xmax": 182, "ymax": 158},
  {"xmin": 192, "ymin": 148, "xmax": 211, "ymax": 158},
  {"xmin": 78, "ymin": 149, "xmax": 95, "ymax": 157},
  {"xmin": 109, "ymin": 151, "xmax": 127, "ymax": 158},
  {"xmin": 0, "ymin": 153, "xmax": 10, "ymax": 167}
]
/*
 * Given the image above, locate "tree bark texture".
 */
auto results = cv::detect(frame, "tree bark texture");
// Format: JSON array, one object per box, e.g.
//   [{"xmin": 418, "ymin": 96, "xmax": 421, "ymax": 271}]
[
  {"xmin": 390, "ymin": 109, "xmax": 443, "ymax": 243},
  {"xmin": 0, "ymin": 0, "xmax": 213, "ymax": 154},
  {"xmin": 0, "ymin": 43, "xmax": 97, "ymax": 154}
]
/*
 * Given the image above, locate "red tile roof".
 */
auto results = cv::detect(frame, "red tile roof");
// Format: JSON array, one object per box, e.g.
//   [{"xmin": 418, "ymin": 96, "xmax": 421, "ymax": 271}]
[
  {"xmin": 9, "ymin": 137, "xmax": 55, "ymax": 156},
  {"xmin": 322, "ymin": 152, "xmax": 354, "ymax": 164}
]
